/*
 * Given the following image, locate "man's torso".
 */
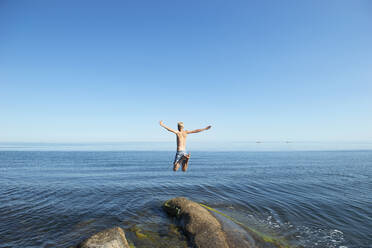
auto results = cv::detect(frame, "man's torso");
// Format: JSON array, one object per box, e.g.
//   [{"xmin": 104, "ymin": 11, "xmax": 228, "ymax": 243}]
[{"xmin": 176, "ymin": 131, "xmax": 188, "ymax": 151}]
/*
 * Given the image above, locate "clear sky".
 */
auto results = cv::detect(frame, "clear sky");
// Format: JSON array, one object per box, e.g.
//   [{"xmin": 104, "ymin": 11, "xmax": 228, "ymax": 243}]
[{"xmin": 0, "ymin": 0, "xmax": 371, "ymax": 143}]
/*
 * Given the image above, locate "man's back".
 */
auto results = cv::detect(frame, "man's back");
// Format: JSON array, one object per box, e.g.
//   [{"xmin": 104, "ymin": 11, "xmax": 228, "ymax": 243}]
[{"xmin": 176, "ymin": 130, "xmax": 188, "ymax": 151}]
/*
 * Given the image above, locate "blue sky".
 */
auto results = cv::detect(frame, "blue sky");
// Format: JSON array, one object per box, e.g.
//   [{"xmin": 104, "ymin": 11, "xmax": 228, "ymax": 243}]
[{"xmin": 0, "ymin": 0, "xmax": 371, "ymax": 143}]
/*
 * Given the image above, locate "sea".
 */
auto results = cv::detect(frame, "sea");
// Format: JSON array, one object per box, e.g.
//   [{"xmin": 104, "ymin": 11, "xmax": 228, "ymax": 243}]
[{"xmin": 0, "ymin": 143, "xmax": 371, "ymax": 248}]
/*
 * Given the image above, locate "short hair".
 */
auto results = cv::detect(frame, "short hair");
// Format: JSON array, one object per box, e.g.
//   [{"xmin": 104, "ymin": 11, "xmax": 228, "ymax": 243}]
[{"xmin": 177, "ymin": 122, "xmax": 184, "ymax": 130}]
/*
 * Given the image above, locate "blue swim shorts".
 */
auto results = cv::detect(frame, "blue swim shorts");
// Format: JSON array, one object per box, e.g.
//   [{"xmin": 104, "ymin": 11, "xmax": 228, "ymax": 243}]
[{"xmin": 174, "ymin": 150, "xmax": 187, "ymax": 164}]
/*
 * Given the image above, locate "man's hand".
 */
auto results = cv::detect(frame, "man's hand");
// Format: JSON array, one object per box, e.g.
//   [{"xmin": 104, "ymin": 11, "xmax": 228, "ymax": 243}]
[
  {"xmin": 205, "ymin": 125, "xmax": 212, "ymax": 130},
  {"xmin": 159, "ymin": 120, "xmax": 164, "ymax": 126}
]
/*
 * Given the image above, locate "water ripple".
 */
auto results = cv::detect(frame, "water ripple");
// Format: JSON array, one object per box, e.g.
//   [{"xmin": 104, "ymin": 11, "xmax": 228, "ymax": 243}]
[{"xmin": 0, "ymin": 151, "xmax": 371, "ymax": 247}]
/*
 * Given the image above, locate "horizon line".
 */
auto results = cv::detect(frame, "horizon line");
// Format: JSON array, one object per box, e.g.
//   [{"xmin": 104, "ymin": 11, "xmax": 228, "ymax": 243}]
[{"xmin": 1, "ymin": 140, "xmax": 372, "ymax": 144}]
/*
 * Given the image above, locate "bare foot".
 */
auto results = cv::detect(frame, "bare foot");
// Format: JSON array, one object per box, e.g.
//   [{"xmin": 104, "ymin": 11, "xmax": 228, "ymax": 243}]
[{"xmin": 182, "ymin": 153, "xmax": 190, "ymax": 172}]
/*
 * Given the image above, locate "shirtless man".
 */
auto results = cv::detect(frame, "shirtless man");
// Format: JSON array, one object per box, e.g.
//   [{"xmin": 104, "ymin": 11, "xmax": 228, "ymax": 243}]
[{"xmin": 159, "ymin": 121, "xmax": 212, "ymax": 172}]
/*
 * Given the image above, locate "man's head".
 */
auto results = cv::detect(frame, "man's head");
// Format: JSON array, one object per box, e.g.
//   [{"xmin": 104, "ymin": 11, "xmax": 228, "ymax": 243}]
[{"xmin": 177, "ymin": 122, "xmax": 184, "ymax": 131}]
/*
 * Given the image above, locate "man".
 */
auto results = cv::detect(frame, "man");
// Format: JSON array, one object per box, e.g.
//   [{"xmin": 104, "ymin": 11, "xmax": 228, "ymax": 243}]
[{"xmin": 159, "ymin": 121, "xmax": 212, "ymax": 172}]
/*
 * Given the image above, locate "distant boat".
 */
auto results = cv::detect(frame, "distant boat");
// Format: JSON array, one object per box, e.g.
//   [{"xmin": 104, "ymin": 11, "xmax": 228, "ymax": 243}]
[
  {"xmin": 285, "ymin": 141, "xmax": 292, "ymax": 143},
  {"xmin": 256, "ymin": 141, "xmax": 262, "ymax": 143}
]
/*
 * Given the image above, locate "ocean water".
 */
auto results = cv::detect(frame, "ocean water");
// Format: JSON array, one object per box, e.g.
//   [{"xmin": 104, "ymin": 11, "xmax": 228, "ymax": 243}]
[{"xmin": 0, "ymin": 150, "xmax": 371, "ymax": 248}]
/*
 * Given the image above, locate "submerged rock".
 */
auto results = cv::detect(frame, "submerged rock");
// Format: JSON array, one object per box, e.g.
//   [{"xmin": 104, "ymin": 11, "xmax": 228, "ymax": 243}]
[
  {"xmin": 200, "ymin": 204, "xmax": 290, "ymax": 248},
  {"xmin": 163, "ymin": 197, "xmax": 255, "ymax": 248},
  {"xmin": 78, "ymin": 227, "xmax": 130, "ymax": 248}
]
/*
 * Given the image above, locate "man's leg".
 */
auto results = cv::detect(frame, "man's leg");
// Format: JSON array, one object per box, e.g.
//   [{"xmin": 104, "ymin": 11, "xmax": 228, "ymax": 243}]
[
  {"xmin": 173, "ymin": 152, "xmax": 182, "ymax": 171},
  {"xmin": 173, "ymin": 162, "xmax": 180, "ymax": 171},
  {"xmin": 182, "ymin": 153, "xmax": 190, "ymax": 172}
]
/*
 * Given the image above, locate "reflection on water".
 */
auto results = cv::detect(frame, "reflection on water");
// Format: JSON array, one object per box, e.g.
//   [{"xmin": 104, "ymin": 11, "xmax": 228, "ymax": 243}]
[{"xmin": 0, "ymin": 151, "xmax": 371, "ymax": 247}]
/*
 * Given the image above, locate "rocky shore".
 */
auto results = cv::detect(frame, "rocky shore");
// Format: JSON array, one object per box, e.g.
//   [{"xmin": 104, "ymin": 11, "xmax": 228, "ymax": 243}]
[{"xmin": 76, "ymin": 197, "xmax": 290, "ymax": 248}]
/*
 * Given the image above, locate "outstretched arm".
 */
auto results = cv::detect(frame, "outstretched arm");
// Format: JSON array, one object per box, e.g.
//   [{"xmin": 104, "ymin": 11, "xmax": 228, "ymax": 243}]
[
  {"xmin": 187, "ymin": 125, "xmax": 212, "ymax": 134},
  {"xmin": 159, "ymin": 121, "xmax": 177, "ymax": 133}
]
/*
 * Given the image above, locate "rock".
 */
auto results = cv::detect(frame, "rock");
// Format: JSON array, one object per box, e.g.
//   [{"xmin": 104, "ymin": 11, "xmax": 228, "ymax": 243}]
[
  {"xmin": 163, "ymin": 197, "xmax": 244, "ymax": 248},
  {"xmin": 78, "ymin": 227, "xmax": 130, "ymax": 248},
  {"xmin": 163, "ymin": 198, "xmax": 291, "ymax": 248}
]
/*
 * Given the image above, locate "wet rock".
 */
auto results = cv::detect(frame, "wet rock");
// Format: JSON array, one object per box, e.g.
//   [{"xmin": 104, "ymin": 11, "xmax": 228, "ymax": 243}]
[
  {"xmin": 164, "ymin": 197, "xmax": 256, "ymax": 248},
  {"xmin": 78, "ymin": 227, "xmax": 130, "ymax": 248},
  {"xmin": 163, "ymin": 198, "xmax": 291, "ymax": 248}
]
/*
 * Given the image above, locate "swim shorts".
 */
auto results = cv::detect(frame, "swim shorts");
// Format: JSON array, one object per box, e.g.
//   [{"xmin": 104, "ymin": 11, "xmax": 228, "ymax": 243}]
[{"xmin": 174, "ymin": 150, "xmax": 187, "ymax": 164}]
